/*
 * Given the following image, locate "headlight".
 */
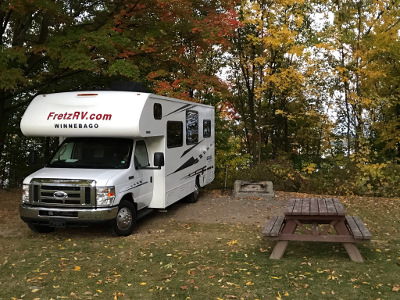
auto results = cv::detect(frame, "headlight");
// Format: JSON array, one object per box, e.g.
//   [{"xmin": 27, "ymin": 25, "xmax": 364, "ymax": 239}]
[
  {"xmin": 96, "ymin": 186, "xmax": 116, "ymax": 207},
  {"xmin": 22, "ymin": 184, "xmax": 30, "ymax": 203}
]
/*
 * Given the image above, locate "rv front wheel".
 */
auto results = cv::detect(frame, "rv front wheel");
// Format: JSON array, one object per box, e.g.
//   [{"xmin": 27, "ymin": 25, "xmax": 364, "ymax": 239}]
[{"xmin": 113, "ymin": 200, "xmax": 136, "ymax": 236}]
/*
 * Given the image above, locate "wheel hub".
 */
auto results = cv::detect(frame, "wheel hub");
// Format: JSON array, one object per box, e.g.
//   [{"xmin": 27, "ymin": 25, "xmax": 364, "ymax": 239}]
[{"xmin": 116, "ymin": 207, "xmax": 132, "ymax": 231}]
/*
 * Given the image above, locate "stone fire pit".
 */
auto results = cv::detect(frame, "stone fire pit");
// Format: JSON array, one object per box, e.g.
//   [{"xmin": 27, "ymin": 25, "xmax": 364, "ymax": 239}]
[{"xmin": 233, "ymin": 180, "xmax": 275, "ymax": 200}]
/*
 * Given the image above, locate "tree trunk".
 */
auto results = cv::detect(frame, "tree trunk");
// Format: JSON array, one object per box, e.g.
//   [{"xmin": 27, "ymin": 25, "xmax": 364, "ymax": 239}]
[{"xmin": 0, "ymin": 90, "xmax": 9, "ymax": 164}]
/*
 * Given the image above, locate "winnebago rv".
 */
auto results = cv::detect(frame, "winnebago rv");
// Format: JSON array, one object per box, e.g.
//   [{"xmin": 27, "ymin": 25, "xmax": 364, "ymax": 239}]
[{"xmin": 20, "ymin": 91, "xmax": 215, "ymax": 236}]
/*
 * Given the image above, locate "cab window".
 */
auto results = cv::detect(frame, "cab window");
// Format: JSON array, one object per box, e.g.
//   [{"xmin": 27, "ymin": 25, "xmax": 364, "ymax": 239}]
[{"xmin": 134, "ymin": 140, "xmax": 149, "ymax": 169}]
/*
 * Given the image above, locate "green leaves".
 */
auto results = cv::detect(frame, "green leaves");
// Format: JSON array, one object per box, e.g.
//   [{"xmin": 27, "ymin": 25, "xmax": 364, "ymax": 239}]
[
  {"xmin": 107, "ymin": 60, "xmax": 139, "ymax": 79},
  {"xmin": 0, "ymin": 47, "xmax": 27, "ymax": 90}
]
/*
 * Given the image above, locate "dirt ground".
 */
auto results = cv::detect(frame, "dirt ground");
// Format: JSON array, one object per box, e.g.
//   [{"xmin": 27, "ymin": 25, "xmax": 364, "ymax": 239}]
[{"xmin": 0, "ymin": 189, "xmax": 307, "ymax": 237}]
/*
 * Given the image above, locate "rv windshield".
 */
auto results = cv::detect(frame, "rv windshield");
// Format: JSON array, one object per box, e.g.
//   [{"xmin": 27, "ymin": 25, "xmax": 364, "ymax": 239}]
[{"xmin": 48, "ymin": 138, "xmax": 133, "ymax": 169}]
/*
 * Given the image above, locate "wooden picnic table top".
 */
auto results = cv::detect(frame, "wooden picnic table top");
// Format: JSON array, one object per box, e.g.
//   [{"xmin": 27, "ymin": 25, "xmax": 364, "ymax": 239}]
[{"xmin": 285, "ymin": 197, "xmax": 346, "ymax": 217}]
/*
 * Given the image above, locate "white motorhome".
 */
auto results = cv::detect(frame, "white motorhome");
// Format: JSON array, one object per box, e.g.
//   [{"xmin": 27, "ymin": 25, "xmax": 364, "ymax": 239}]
[{"xmin": 19, "ymin": 90, "xmax": 215, "ymax": 235}]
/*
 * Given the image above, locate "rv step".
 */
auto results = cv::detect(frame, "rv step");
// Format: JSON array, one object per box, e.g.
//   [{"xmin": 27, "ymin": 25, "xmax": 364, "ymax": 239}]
[{"xmin": 137, "ymin": 208, "xmax": 154, "ymax": 220}]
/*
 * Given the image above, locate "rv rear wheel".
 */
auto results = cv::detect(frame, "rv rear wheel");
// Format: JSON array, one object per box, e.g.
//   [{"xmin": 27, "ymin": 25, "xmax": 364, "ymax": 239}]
[
  {"xmin": 186, "ymin": 181, "xmax": 199, "ymax": 203},
  {"xmin": 113, "ymin": 200, "xmax": 136, "ymax": 236},
  {"xmin": 28, "ymin": 223, "xmax": 55, "ymax": 233}
]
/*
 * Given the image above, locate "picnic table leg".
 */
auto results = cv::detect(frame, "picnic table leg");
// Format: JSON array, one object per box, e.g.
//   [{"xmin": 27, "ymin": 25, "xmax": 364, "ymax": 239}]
[
  {"xmin": 334, "ymin": 221, "xmax": 364, "ymax": 262},
  {"xmin": 270, "ymin": 220, "xmax": 297, "ymax": 259}
]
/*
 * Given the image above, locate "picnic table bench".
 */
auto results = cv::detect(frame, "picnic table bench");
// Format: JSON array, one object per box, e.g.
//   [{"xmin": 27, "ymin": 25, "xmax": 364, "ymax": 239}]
[{"xmin": 263, "ymin": 198, "xmax": 371, "ymax": 262}]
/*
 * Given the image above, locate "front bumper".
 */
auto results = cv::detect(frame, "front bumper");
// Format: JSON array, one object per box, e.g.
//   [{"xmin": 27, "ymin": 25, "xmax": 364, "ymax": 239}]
[{"xmin": 20, "ymin": 204, "xmax": 118, "ymax": 226}]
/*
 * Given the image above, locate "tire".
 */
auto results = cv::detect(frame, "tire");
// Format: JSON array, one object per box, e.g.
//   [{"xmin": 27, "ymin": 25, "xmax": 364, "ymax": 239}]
[
  {"xmin": 186, "ymin": 180, "xmax": 200, "ymax": 203},
  {"xmin": 28, "ymin": 223, "xmax": 55, "ymax": 233},
  {"xmin": 113, "ymin": 200, "xmax": 136, "ymax": 236}
]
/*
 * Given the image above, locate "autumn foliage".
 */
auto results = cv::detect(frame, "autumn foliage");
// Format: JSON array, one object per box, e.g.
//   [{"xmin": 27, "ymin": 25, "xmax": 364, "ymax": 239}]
[{"xmin": 1, "ymin": 0, "xmax": 400, "ymax": 196}]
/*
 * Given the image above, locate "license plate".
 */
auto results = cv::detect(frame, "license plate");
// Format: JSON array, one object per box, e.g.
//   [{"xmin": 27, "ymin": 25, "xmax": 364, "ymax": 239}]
[{"xmin": 49, "ymin": 218, "xmax": 66, "ymax": 228}]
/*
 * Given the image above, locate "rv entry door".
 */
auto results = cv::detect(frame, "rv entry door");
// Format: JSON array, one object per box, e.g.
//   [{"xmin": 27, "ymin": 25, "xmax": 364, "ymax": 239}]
[{"xmin": 133, "ymin": 140, "xmax": 154, "ymax": 209}]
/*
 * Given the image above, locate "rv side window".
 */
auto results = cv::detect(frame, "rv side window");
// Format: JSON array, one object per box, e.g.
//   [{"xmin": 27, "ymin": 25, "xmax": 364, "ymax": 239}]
[
  {"xmin": 186, "ymin": 110, "xmax": 198, "ymax": 145},
  {"xmin": 203, "ymin": 119, "xmax": 211, "ymax": 138},
  {"xmin": 134, "ymin": 140, "xmax": 150, "ymax": 168},
  {"xmin": 167, "ymin": 121, "xmax": 183, "ymax": 148},
  {"xmin": 154, "ymin": 103, "xmax": 162, "ymax": 120}
]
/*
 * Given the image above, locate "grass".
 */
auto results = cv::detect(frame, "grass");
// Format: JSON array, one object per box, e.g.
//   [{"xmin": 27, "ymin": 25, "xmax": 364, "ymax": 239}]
[{"xmin": 1, "ymin": 191, "xmax": 400, "ymax": 300}]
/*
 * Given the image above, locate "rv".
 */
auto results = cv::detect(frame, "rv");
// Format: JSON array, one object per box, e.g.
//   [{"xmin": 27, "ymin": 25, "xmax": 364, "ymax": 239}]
[{"xmin": 19, "ymin": 91, "xmax": 215, "ymax": 236}]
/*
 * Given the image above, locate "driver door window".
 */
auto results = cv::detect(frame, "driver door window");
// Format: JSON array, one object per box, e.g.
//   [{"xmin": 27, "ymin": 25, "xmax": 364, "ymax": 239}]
[{"xmin": 134, "ymin": 140, "xmax": 149, "ymax": 169}]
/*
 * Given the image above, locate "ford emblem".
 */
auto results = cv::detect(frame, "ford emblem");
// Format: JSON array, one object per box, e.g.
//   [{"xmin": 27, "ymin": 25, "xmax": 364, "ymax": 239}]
[{"xmin": 54, "ymin": 191, "xmax": 68, "ymax": 199}]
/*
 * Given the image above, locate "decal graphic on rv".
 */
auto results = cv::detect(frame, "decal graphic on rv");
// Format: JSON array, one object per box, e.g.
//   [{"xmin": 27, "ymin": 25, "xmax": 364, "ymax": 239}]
[
  {"xmin": 165, "ymin": 104, "xmax": 195, "ymax": 117},
  {"xmin": 47, "ymin": 112, "xmax": 113, "ymax": 121},
  {"xmin": 168, "ymin": 142, "xmax": 214, "ymax": 176},
  {"xmin": 19, "ymin": 90, "xmax": 215, "ymax": 236},
  {"xmin": 54, "ymin": 123, "xmax": 99, "ymax": 129},
  {"xmin": 121, "ymin": 180, "xmax": 149, "ymax": 193}
]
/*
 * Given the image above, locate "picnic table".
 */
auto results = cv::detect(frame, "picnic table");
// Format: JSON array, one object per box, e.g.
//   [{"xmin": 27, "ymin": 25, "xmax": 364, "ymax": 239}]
[{"xmin": 263, "ymin": 198, "xmax": 371, "ymax": 262}]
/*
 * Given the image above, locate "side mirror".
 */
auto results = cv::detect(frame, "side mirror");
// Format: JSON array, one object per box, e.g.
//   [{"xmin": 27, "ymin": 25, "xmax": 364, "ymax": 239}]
[{"xmin": 154, "ymin": 152, "xmax": 164, "ymax": 167}]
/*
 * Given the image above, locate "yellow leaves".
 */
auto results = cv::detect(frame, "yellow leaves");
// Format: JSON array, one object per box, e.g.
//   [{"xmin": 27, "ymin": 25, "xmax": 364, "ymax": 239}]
[
  {"xmin": 246, "ymin": 281, "xmax": 254, "ymax": 286},
  {"xmin": 287, "ymin": 45, "xmax": 305, "ymax": 57},
  {"xmin": 326, "ymin": 270, "xmax": 341, "ymax": 282},
  {"xmin": 302, "ymin": 163, "xmax": 317, "ymax": 174},
  {"xmin": 334, "ymin": 66, "xmax": 349, "ymax": 82},
  {"xmin": 116, "ymin": 292, "xmax": 126, "ymax": 298},
  {"xmin": 74, "ymin": 266, "xmax": 81, "ymax": 272},
  {"xmin": 140, "ymin": 282, "xmax": 147, "ymax": 285},
  {"xmin": 327, "ymin": 274, "xmax": 339, "ymax": 281},
  {"xmin": 247, "ymin": 34, "xmax": 263, "ymax": 46},
  {"xmin": 274, "ymin": 109, "xmax": 295, "ymax": 121},
  {"xmin": 263, "ymin": 67, "xmax": 304, "ymax": 94},
  {"xmin": 276, "ymin": 291, "xmax": 289, "ymax": 299},
  {"xmin": 314, "ymin": 42, "xmax": 334, "ymax": 50},
  {"xmin": 227, "ymin": 240, "xmax": 238, "ymax": 246}
]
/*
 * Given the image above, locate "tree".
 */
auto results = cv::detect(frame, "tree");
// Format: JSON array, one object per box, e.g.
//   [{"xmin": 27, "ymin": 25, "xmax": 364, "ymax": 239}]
[
  {"xmin": 0, "ymin": 0, "xmax": 240, "ymax": 187},
  {"xmin": 227, "ymin": 0, "xmax": 327, "ymax": 165}
]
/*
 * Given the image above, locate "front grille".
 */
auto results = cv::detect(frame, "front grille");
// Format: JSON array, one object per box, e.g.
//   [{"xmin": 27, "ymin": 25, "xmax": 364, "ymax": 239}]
[
  {"xmin": 29, "ymin": 179, "xmax": 96, "ymax": 207},
  {"xmin": 85, "ymin": 187, "xmax": 91, "ymax": 204},
  {"xmin": 33, "ymin": 185, "xmax": 39, "ymax": 202}
]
